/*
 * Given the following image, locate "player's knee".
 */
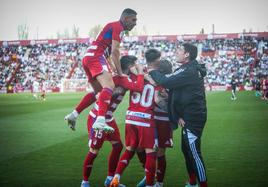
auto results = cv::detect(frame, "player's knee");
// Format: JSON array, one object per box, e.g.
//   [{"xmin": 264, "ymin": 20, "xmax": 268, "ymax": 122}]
[
  {"xmin": 96, "ymin": 72, "xmax": 115, "ymax": 90},
  {"xmin": 112, "ymin": 141, "xmax": 123, "ymax": 152},
  {"xmin": 157, "ymin": 148, "xmax": 165, "ymax": 157},
  {"xmin": 89, "ymin": 148, "xmax": 99, "ymax": 154},
  {"xmin": 126, "ymin": 146, "xmax": 135, "ymax": 151},
  {"xmin": 106, "ymin": 81, "xmax": 115, "ymax": 90}
]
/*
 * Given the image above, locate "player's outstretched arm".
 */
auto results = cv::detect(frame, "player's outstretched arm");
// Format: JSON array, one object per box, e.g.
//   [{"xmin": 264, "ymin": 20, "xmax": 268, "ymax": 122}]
[{"xmin": 111, "ymin": 40, "xmax": 124, "ymax": 76}]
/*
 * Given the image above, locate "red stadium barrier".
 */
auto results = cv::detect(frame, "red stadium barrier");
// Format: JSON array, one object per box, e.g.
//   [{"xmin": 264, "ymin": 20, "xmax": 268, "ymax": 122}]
[
  {"xmin": 0, "ymin": 38, "xmax": 91, "ymax": 46},
  {"xmin": 1, "ymin": 32, "xmax": 268, "ymax": 46}
]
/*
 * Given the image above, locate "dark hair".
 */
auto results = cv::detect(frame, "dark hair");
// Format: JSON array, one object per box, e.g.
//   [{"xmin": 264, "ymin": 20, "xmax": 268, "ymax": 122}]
[
  {"xmin": 183, "ymin": 43, "xmax": 198, "ymax": 61},
  {"xmin": 145, "ymin": 49, "xmax": 161, "ymax": 64},
  {"xmin": 158, "ymin": 59, "xmax": 172, "ymax": 74},
  {"xmin": 121, "ymin": 8, "xmax": 137, "ymax": 17},
  {"xmin": 120, "ymin": 55, "xmax": 137, "ymax": 71}
]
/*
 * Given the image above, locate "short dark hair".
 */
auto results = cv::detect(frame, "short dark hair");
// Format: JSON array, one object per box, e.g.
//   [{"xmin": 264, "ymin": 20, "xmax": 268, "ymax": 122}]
[
  {"xmin": 121, "ymin": 8, "xmax": 137, "ymax": 17},
  {"xmin": 183, "ymin": 43, "xmax": 198, "ymax": 61},
  {"xmin": 158, "ymin": 59, "xmax": 172, "ymax": 74},
  {"xmin": 145, "ymin": 49, "xmax": 161, "ymax": 64},
  {"xmin": 120, "ymin": 55, "xmax": 137, "ymax": 71}
]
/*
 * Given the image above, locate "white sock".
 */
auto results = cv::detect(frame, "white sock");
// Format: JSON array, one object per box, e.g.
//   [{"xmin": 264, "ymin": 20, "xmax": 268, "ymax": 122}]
[
  {"xmin": 114, "ymin": 174, "xmax": 121, "ymax": 181},
  {"xmin": 156, "ymin": 181, "xmax": 164, "ymax": 187},
  {"xmin": 106, "ymin": 176, "xmax": 113, "ymax": 180},
  {"xmin": 72, "ymin": 110, "xmax": 79, "ymax": 118},
  {"xmin": 82, "ymin": 180, "xmax": 89, "ymax": 184}
]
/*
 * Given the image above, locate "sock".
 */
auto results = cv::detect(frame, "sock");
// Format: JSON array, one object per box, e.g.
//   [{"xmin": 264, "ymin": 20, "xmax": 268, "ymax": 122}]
[
  {"xmin": 145, "ymin": 152, "xmax": 157, "ymax": 185},
  {"xmin": 108, "ymin": 142, "xmax": 123, "ymax": 176},
  {"xmin": 114, "ymin": 173, "xmax": 121, "ymax": 181},
  {"xmin": 155, "ymin": 182, "xmax": 163, "ymax": 187},
  {"xmin": 189, "ymin": 172, "xmax": 197, "ymax": 185},
  {"xmin": 156, "ymin": 155, "xmax": 166, "ymax": 183},
  {"xmin": 200, "ymin": 181, "xmax": 208, "ymax": 187},
  {"xmin": 76, "ymin": 92, "xmax": 96, "ymax": 114},
  {"xmin": 82, "ymin": 180, "xmax": 89, "ymax": 184},
  {"xmin": 97, "ymin": 88, "xmax": 113, "ymax": 116},
  {"xmin": 115, "ymin": 150, "xmax": 135, "ymax": 175},
  {"xmin": 83, "ymin": 151, "xmax": 97, "ymax": 181},
  {"xmin": 137, "ymin": 150, "xmax": 146, "ymax": 169}
]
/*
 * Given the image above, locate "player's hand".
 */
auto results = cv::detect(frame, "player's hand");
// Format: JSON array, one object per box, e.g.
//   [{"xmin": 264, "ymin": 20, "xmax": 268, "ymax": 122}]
[
  {"xmin": 144, "ymin": 74, "xmax": 156, "ymax": 86},
  {"xmin": 178, "ymin": 118, "xmax": 185, "ymax": 127},
  {"xmin": 118, "ymin": 73, "xmax": 128, "ymax": 77},
  {"xmin": 64, "ymin": 112, "xmax": 77, "ymax": 131}
]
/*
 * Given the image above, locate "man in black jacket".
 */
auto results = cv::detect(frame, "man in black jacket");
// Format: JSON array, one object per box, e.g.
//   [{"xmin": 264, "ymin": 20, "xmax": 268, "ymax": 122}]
[{"xmin": 149, "ymin": 43, "xmax": 208, "ymax": 187}]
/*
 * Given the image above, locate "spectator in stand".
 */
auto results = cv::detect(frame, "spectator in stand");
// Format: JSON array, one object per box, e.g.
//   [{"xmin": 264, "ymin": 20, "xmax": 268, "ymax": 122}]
[{"xmin": 1, "ymin": 35, "xmax": 268, "ymax": 94}]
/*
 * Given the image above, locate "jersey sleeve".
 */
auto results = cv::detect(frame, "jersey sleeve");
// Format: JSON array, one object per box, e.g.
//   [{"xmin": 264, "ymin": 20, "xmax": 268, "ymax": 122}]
[
  {"xmin": 112, "ymin": 22, "xmax": 123, "ymax": 42},
  {"xmin": 117, "ymin": 74, "xmax": 144, "ymax": 92},
  {"xmin": 149, "ymin": 67, "xmax": 195, "ymax": 89}
]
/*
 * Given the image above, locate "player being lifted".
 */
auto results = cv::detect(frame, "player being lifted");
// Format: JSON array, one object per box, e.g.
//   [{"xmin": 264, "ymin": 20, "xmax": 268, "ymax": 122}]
[
  {"xmin": 110, "ymin": 49, "xmax": 163, "ymax": 187},
  {"xmin": 74, "ymin": 55, "xmax": 144, "ymax": 187},
  {"xmin": 65, "ymin": 8, "xmax": 137, "ymax": 132}
]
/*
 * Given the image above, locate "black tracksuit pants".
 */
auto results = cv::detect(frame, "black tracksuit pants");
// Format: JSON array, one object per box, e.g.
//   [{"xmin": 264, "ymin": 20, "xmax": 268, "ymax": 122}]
[{"xmin": 181, "ymin": 125, "xmax": 207, "ymax": 183}]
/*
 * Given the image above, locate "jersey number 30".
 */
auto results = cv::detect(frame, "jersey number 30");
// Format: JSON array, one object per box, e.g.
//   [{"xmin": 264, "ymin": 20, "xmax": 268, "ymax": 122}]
[{"xmin": 131, "ymin": 84, "xmax": 154, "ymax": 107}]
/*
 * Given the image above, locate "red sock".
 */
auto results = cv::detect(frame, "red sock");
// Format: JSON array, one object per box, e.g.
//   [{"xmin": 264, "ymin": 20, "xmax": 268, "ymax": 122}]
[
  {"xmin": 200, "ymin": 181, "xmax": 208, "ymax": 187},
  {"xmin": 189, "ymin": 172, "xmax": 197, "ymax": 185},
  {"xmin": 76, "ymin": 92, "xmax": 96, "ymax": 114},
  {"xmin": 108, "ymin": 142, "xmax": 123, "ymax": 176},
  {"xmin": 136, "ymin": 150, "xmax": 146, "ymax": 169},
  {"xmin": 97, "ymin": 88, "xmax": 113, "ymax": 116},
  {"xmin": 83, "ymin": 151, "xmax": 97, "ymax": 181},
  {"xmin": 115, "ymin": 150, "xmax": 135, "ymax": 175},
  {"xmin": 145, "ymin": 152, "xmax": 157, "ymax": 185},
  {"xmin": 156, "ymin": 155, "xmax": 166, "ymax": 182}
]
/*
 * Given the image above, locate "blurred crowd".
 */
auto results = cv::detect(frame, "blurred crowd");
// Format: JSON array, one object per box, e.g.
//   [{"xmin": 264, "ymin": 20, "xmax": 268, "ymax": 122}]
[
  {"xmin": 0, "ymin": 43, "xmax": 88, "ymax": 91},
  {"xmin": 1, "ymin": 37, "xmax": 268, "ymax": 92}
]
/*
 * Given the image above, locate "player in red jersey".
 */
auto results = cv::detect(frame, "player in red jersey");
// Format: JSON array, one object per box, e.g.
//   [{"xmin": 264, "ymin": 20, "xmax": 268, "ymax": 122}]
[
  {"xmin": 136, "ymin": 59, "xmax": 174, "ymax": 187},
  {"xmin": 65, "ymin": 8, "xmax": 137, "ymax": 132},
  {"xmin": 261, "ymin": 75, "xmax": 268, "ymax": 100},
  {"xmin": 79, "ymin": 55, "xmax": 144, "ymax": 187},
  {"xmin": 110, "ymin": 49, "xmax": 163, "ymax": 187}
]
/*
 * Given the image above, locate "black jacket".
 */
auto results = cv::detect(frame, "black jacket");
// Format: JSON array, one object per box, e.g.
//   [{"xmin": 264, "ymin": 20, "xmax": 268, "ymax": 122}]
[{"xmin": 149, "ymin": 60, "xmax": 207, "ymax": 130}]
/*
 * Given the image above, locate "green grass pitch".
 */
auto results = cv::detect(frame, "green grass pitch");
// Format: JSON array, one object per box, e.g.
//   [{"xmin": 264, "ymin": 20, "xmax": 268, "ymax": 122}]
[{"xmin": 0, "ymin": 91, "xmax": 268, "ymax": 187}]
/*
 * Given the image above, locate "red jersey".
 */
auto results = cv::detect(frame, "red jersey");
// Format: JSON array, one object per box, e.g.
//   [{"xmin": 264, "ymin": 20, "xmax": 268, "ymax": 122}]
[
  {"xmin": 89, "ymin": 74, "xmax": 144, "ymax": 121},
  {"xmin": 85, "ymin": 21, "xmax": 125, "ymax": 60},
  {"xmin": 126, "ymin": 75, "xmax": 160, "ymax": 128}
]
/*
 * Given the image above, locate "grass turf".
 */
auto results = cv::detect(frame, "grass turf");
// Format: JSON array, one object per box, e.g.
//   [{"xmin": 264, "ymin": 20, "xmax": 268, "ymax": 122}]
[{"xmin": 0, "ymin": 91, "xmax": 268, "ymax": 187}]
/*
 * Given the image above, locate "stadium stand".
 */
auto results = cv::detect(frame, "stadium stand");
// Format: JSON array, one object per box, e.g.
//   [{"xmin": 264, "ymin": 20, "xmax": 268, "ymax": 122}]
[{"xmin": 0, "ymin": 33, "xmax": 268, "ymax": 93}]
